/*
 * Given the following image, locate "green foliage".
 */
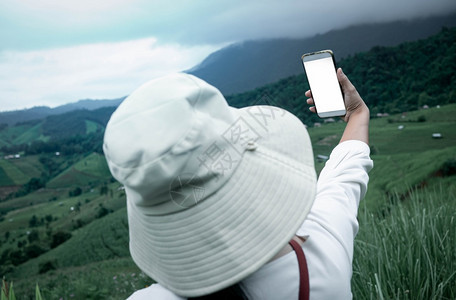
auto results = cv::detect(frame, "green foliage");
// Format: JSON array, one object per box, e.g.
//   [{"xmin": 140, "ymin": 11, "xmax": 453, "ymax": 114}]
[
  {"xmin": 41, "ymin": 107, "xmax": 115, "ymax": 140},
  {"xmin": 24, "ymin": 244, "xmax": 47, "ymax": 259},
  {"xmin": 1, "ymin": 128, "xmax": 105, "ymax": 157},
  {"xmin": 15, "ymin": 178, "xmax": 45, "ymax": 198},
  {"xmin": 1, "ymin": 280, "xmax": 47, "ymax": 300},
  {"xmin": 227, "ymin": 28, "xmax": 456, "ymax": 127},
  {"xmin": 69, "ymin": 187, "xmax": 82, "ymax": 197},
  {"xmin": 96, "ymin": 205, "xmax": 112, "ymax": 219},
  {"xmin": 10, "ymin": 250, "xmax": 26, "ymax": 266},
  {"xmin": 441, "ymin": 159, "xmax": 456, "ymax": 177},
  {"xmin": 29, "ymin": 215, "xmax": 40, "ymax": 228},
  {"xmin": 341, "ymin": 27, "xmax": 456, "ymax": 114},
  {"xmin": 36, "ymin": 284, "xmax": 44, "ymax": 300},
  {"xmin": 38, "ymin": 260, "xmax": 57, "ymax": 274},
  {"xmin": 1, "ymin": 280, "xmax": 16, "ymax": 300},
  {"xmin": 26, "ymin": 258, "xmax": 149, "ymax": 300},
  {"xmin": 353, "ymin": 187, "xmax": 456, "ymax": 299},
  {"xmin": 0, "ymin": 27, "xmax": 455, "ymax": 299},
  {"xmin": 27, "ymin": 230, "xmax": 39, "ymax": 243},
  {"xmin": 50, "ymin": 231, "xmax": 72, "ymax": 249}
]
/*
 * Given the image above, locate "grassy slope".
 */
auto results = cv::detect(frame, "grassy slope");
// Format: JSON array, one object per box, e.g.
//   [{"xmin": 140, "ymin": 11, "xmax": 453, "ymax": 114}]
[
  {"xmin": 0, "ymin": 159, "xmax": 31, "ymax": 186},
  {"xmin": 353, "ymin": 186, "xmax": 456, "ymax": 299},
  {"xmin": 16, "ymin": 257, "xmax": 145, "ymax": 300},
  {"xmin": 13, "ymin": 123, "xmax": 48, "ymax": 145},
  {"xmin": 308, "ymin": 103, "xmax": 456, "ymax": 211},
  {"xmin": 0, "ymin": 104, "xmax": 454, "ymax": 299},
  {"xmin": 72, "ymin": 152, "xmax": 111, "ymax": 178},
  {"xmin": 0, "ymin": 180, "xmax": 126, "ymax": 268},
  {"xmin": 46, "ymin": 153, "xmax": 111, "ymax": 188},
  {"xmin": 0, "ymin": 124, "xmax": 34, "ymax": 147},
  {"xmin": 13, "ymin": 207, "xmax": 130, "ymax": 276},
  {"xmin": 85, "ymin": 120, "xmax": 103, "ymax": 134},
  {"xmin": 0, "ymin": 166, "xmax": 15, "ymax": 186},
  {"xmin": 9, "ymin": 190, "xmax": 135, "ymax": 299},
  {"xmin": 0, "ymin": 155, "xmax": 47, "ymax": 188}
]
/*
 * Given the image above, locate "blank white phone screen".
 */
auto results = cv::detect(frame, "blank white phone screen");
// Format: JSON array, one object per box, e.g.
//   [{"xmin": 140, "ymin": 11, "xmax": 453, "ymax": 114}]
[{"xmin": 304, "ymin": 57, "xmax": 345, "ymax": 114}]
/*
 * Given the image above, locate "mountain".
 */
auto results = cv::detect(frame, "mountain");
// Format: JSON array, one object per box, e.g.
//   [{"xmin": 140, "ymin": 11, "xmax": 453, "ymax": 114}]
[
  {"xmin": 224, "ymin": 27, "xmax": 456, "ymax": 127},
  {"xmin": 1, "ymin": 26, "xmax": 455, "ymax": 150},
  {"xmin": 187, "ymin": 12, "xmax": 456, "ymax": 95},
  {"xmin": 2, "ymin": 13, "xmax": 455, "ymax": 128},
  {"xmin": 0, "ymin": 97, "xmax": 125, "ymax": 127}
]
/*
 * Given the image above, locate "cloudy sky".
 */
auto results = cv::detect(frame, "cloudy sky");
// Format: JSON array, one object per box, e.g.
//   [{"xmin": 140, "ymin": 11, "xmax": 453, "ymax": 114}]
[{"xmin": 1, "ymin": 0, "xmax": 455, "ymax": 112}]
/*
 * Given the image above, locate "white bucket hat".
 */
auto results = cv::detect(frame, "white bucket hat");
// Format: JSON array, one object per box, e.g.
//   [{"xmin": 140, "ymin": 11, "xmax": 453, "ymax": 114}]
[{"xmin": 103, "ymin": 73, "xmax": 316, "ymax": 297}]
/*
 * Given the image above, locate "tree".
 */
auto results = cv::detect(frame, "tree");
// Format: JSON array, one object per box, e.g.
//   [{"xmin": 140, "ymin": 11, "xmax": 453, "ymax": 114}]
[
  {"xmin": 39, "ymin": 260, "xmax": 57, "ymax": 274},
  {"xmin": 29, "ymin": 215, "xmax": 39, "ymax": 227},
  {"xmin": 96, "ymin": 205, "xmax": 111, "ymax": 218},
  {"xmin": 10, "ymin": 250, "xmax": 26, "ymax": 266},
  {"xmin": 69, "ymin": 187, "xmax": 82, "ymax": 197},
  {"xmin": 27, "ymin": 230, "xmax": 40, "ymax": 243},
  {"xmin": 44, "ymin": 214, "xmax": 53, "ymax": 223},
  {"xmin": 50, "ymin": 231, "xmax": 72, "ymax": 248},
  {"xmin": 24, "ymin": 244, "xmax": 46, "ymax": 259},
  {"xmin": 100, "ymin": 185, "xmax": 108, "ymax": 195}
]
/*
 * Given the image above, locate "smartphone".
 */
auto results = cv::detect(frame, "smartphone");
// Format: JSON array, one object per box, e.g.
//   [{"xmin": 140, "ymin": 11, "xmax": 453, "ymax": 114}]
[{"xmin": 301, "ymin": 50, "xmax": 346, "ymax": 118}]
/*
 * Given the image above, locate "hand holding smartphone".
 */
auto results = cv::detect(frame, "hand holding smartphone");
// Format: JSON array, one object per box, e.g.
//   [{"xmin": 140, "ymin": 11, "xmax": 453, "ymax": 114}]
[{"xmin": 302, "ymin": 50, "xmax": 346, "ymax": 118}]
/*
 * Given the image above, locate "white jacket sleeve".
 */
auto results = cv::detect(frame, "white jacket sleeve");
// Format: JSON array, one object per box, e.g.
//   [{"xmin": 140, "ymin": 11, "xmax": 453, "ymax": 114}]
[
  {"xmin": 295, "ymin": 140, "xmax": 373, "ymax": 298},
  {"xmin": 303, "ymin": 140, "xmax": 373, "ymax": 260}
]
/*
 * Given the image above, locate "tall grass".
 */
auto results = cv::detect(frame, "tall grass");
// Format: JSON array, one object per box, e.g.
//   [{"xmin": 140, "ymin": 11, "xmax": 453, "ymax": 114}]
[
  {"xmin": 3, "ymin": 185, "xmax": 456, "ymax": 299},
  {"xmin": 352, "ymin": 186, "xmax": 456, "ymax": 299}
]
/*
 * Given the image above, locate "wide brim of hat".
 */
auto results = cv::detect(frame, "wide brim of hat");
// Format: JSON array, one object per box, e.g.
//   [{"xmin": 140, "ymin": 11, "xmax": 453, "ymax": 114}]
[{"xmin": 127, "ymin": 106, "xmax": 316, "ymax": 297}]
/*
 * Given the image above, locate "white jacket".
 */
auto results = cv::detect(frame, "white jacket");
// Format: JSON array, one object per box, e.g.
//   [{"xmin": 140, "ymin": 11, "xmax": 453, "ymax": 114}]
[{"xmin": 128, "ymin": 140, "xmax": 373, "ymax": 300}]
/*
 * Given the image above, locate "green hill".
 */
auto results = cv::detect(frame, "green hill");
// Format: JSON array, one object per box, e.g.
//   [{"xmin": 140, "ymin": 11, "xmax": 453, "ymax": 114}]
[
  {"xmin": 0, "ymin": 28, "xmax": 455, "ymax": 299},
  {"xmin": 1, "ymin": 103, "xmax": 454, "ymax": 298},
  {"xmin": 13, "ymin": 123, "xmax": 49, "ymax": 145},
  {"xmin": 309, "ymin": 104, "xmax": 456, "ymax": 211},
  {"xmin": 13, "ymin": 207, "xmax": 130, "ymax": 277},
  {"xmin": 0, "ymin": 124, "xmax": 37, "ymax": 146},
  {"xmin": 0, "ymin": 155, "xmax": 44, "ymax": 186},
  {"xmin": 227, "ymin": 27, "xmax": 456, "ymax": 127},
  {"xmin": 47, "ymin": 153, "xmax": 111, "ymax": 188},
  {"xmin": 0, "ymin": 107, "xmax": 115, "ymax": 150}
]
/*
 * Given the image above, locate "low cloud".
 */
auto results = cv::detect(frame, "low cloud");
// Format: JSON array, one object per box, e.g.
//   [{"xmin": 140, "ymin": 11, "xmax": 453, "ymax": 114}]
[{"xmin": 0, "ymin": 38, "xmax": 222, "ymax": 111}]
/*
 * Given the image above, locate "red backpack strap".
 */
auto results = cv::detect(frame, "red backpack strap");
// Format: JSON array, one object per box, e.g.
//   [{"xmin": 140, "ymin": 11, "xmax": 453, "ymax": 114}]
[{"xmin": 289, "ymin": 239, "xmax": 310, "ymax": 300}]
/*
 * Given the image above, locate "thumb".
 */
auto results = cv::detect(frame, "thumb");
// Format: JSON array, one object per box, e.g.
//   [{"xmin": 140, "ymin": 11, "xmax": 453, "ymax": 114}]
[{"xmin": 337, "ymin": 68, "xmax": 355, "ymax": 94}]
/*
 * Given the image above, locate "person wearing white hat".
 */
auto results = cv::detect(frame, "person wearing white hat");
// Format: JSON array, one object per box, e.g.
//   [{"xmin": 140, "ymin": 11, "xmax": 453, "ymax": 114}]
[{"xmin": 103, "ymin": 68, "xmax": 373, "ymax": 300}]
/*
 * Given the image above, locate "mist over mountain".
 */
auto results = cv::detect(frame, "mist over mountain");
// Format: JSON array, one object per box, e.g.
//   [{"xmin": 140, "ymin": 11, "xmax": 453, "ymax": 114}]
[
  {"xmin": 187, "ymin": 12, "xmax": 456, "ymax": 95},
  {"xmin": 2, "ymin": 12, "xmax": 455, "ymax": 126},
  {"xmin": 1, "ymin": 25, "xmax": 454, "ymax": 150}
]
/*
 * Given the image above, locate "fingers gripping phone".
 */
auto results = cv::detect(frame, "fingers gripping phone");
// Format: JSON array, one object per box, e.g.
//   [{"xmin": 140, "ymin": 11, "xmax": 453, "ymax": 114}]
[{"xmin": 301, "ymin": 50, "xmax": 346, "ymax": 118}]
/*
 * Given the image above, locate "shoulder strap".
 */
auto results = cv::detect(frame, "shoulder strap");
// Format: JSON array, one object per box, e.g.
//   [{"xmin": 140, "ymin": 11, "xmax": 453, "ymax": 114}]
[{"xmin": 289, "ymin": 239, "xmax": 310, "ymax": 300}]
